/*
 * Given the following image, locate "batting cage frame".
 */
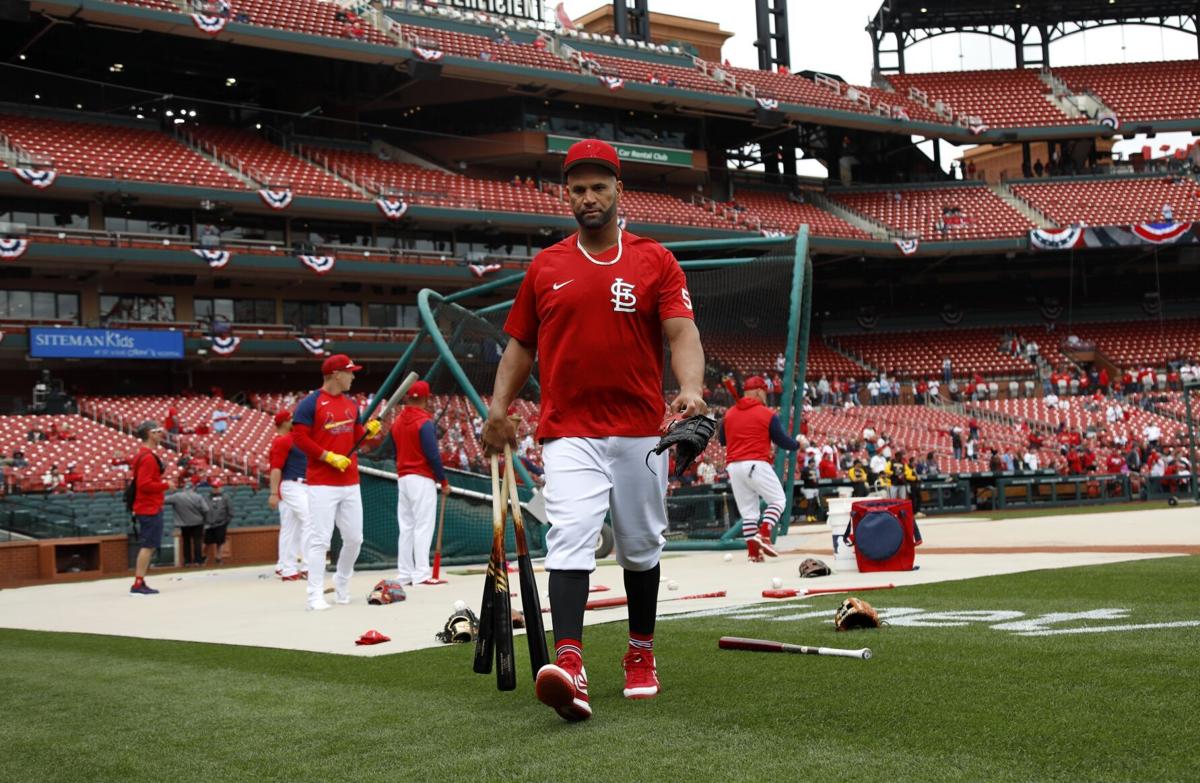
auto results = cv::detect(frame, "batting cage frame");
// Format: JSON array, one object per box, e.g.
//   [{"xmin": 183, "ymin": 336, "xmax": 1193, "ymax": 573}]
[
  {"xmin": 1183, "ymin": 379, "xmax": 1200, "ymax": 505},
  {"xmin": 352, "ymin": 227, "xmax": 813, "ymax": 566}
]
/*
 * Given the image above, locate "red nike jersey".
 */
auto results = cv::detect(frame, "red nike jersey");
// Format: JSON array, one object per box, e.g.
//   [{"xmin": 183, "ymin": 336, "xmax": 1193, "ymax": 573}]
[
  {"xmin": 505, "ymin": 230, "xmax": 694, "ymax": 439},
  {"xmin": 291, "ymin": 389, "xmax": 363, "ymax": 486}
]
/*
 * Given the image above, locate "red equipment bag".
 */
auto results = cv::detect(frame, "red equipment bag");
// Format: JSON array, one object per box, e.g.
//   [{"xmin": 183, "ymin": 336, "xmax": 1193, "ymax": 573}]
[{"xmin": 846, "ymin": 498, "xmax": 921, "ymax": 572}]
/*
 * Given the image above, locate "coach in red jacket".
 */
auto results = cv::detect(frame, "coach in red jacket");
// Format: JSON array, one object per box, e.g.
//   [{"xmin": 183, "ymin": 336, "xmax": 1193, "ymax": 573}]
[
  {"xmin": 130, "ymin": 420, "xmax": 172, "ymax": 595},
  {"xmin": 390, "ymin": 381, "xmax": 450, "ymax": 585},
  {"xmin": 718, "ymin": 376, "xmax": 800, "ymax": 562}
]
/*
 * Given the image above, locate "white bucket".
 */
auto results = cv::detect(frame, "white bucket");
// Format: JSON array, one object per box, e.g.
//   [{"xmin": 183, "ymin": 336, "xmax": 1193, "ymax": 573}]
[
  {"xmin": 824, "ymin": 497, "xmax": 858, "ymax": 572},
  {"xmin": 836, "ymin": 486, "xmax": 853, "ymax": 498}
]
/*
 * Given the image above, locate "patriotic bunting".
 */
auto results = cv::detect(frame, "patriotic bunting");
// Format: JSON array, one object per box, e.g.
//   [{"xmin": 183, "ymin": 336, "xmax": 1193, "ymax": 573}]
[
  {"xmin": 1098, "ymin": 111, "xmax": 1119, "ymax": 131},
  {"xmin": 299, "ymin": 255, "xmax": 336, "ymax": 275},
  {"xmin": 209, "ymin": 335, "xmax": 241, "ymax": 355},
  {"xmin": 414, "ymin": 47, "xmax": 444, "ymax": 61},
  {"xmin": 760, "ymin": 229, "xmax": 789, "ymax": 238},
  {"xmin": 191, "ymin": 14, "xmax": 227, "ymax": 34},
  {"xmin": 13, "ymin": 168, "xmax": 57, "ymax": 189},
  {"xmin": 469, "ymin": 263, "xmax": 502, "ymax": 278},
  {"xmin": 894, "ymin": 238, "xmax": 919, "ymax": 255},
  {"xmin": 1131, "ymin": 221, "xmax": 1191, "ymax": 244},
  {"xmin": 258, "ymin": 189, "xmax": 293, "ymax": 210},
  {"xmin": 939, "ymin": 305, "xmax": 964, "ymax": 326},
  {"xmin": 192, "ymin": 248, "xmax": 231, "ymax": 269},
  {"xmin": 376, "ymin": 198, "xmax": 409, "ymax": 220},
  {"xmin": 1029, "ymin": 224, "xmax": 1085, "ymax": 251},
  {"xmin": 1039, "ymin": 298, "xmax": 1063, "ymax": 322},
  {"xmin": 756, "ymin": 97, "xmax": 780, "ymax": 111},
  {"xmin": 599, "ymin": 75, "xmax": 625, "ymax": 91},
  {"xmin": 967, "ymin": 122, "xmax": 988, "ymax": 136},
  {"xmin": 297, "ymin": 337, "xmax": 328, "ymax": 356},
  {"xmin": 0, "ymin": 237, "xmax": 29, "ymax": 260}
]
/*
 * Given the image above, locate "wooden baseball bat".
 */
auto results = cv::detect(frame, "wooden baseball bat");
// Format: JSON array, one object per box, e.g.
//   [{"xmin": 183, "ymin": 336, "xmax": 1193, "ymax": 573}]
[
  {"xmin": 472, "ymin": 456, "xmax": 505, "ymax": 675},
  {"xmin": 351, "ymin": 371, "xmax": 419, "ymax": 451},
  {"xmin": 429, "ymin": 488, "xmax": 448, "ymax": 584},
  {"xmin": 490, "ymin": 454, "xmax": 516, "ymax": 691},
  {"xmin": 762, "ymin": 583, "xmax": 895, "ymax": 599},
  {"xmin": 582, "ymin": 590, "xmax": 726, "ymax": 611},
  {"xmin": 722, "ymin": 375, "xmax": 739, "ymax": 400},
  {"xmin": 504, "ymin": 441, "xmax": 550, "ymax": 680},
  {"xmin": 718, "ymin": 636, "xmax": 873, "ymax": 660}
]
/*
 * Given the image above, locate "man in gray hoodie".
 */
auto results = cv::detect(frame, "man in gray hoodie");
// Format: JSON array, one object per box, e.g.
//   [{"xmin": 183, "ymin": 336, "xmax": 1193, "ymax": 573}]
[
  {"xmin": 164, "ymin": 482, "xmax": 211, "ymax": 567},
  {"xmin": 205, "ymin": 480, "xmax": 234, "ymax": 566}
]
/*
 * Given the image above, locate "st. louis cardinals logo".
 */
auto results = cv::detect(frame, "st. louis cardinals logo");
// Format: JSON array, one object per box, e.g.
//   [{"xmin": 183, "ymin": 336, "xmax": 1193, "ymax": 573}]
[
  {"xmin": 323, "ymin": 416, "xmax": 354, "ymax": 433},
  {"xmin": 610, "ymin": 278, "xmax": 637, "ymax": 313}
]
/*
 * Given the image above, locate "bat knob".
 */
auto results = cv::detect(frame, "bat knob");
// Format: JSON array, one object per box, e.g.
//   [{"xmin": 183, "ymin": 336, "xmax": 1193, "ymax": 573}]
[{"xmin": 862, "ymin": 648, "xmax": 873, "ymax": 660}]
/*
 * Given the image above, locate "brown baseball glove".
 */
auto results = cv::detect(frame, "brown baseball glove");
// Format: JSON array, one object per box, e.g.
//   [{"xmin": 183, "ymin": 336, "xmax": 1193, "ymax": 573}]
[
  {"xmin": 799, "ymin": 558, "xmax": 831, "ymax": 578},
  {"xmin": 834, "ymin": 596, "xmax": 881, "ymax": 631}
]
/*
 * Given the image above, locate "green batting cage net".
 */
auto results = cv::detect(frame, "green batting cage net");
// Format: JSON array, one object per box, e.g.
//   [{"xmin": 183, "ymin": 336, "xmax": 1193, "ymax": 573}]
[{"xmin": 346, "ymin": 229, "xmax": 812, "ymax": 568}]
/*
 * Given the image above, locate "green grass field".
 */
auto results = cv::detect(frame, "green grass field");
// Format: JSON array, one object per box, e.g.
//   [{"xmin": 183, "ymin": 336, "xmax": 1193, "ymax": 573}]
[{"xmin": 3, "ymin": 557, "xmax": 1198, "ymax": 782}]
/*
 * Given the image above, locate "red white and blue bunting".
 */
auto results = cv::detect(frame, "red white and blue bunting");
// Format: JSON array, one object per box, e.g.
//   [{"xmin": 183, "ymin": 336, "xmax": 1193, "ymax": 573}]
[
  {"xmin": 13, "ymin": 168, "xmax": 57, "ymax": 189},
  {"xmin": 192, "ymin": 248, "xmax": 231, "ymax": 269},
  {"xmin": 376, "ymin": 198, "xmax": 409, "ymax": 220},
  {"xmin": 967, "ymin": 122, "xmax": 989, "ymax": 136},
  {"xmin": 414, "ymin": 47, "xmax": 444, "ymax": 61},
  {"xmin": 894, "ymin": 238, "xmax": 919, "ymax": 255},
  {"xmin": 469, "ymin": 262, "xmax": 502, "ymax": 278},
  {"xmin": 299, "ymin": 255, "xmax": 336, "ymax": 276},
  {"xmin": 0, "ymin": 237, "xmax": 30, "ymax": 260},
  {"xmin": 1131, "ymin": 221, "xmax": 1191, "ymax": 244},
  {"xmin": 599, "ymin": 75, "xmax": 625, "ymax": 91},
  {"xmin": 191, "ymin": 14, "xmax": 227, "ymax": 35},
  {"xmin": 939, "ymin": 305, "xmax": 964, "ymax": 326},
  {"xmin": 297, "ymin": 337, "xmax": 328, "ymax": 356},
  {"xmin": 760, "ymin": 229, "xmax": 789, "ymax": 238},
  {"xmin": 1039, "ymin": 299, "xmax": 1063, "ymax": 322},
  {"xmin": 209, "ymin": 335, "xmax": 241, "ymax": 355},
  {"xmin": 258, "ymin": 188, "xmax": 294, "ymax": 210},
  {"xmin": 1098, "ymin": 111, "xmax": 1119, "ymax": 131},
  {"xmin": 756, "ymin": 97, "xmax": 780, "ymax": 111},
  {"xmin": 1029, "ymin": 224, "xmax": 1085, "ymax": 251}
]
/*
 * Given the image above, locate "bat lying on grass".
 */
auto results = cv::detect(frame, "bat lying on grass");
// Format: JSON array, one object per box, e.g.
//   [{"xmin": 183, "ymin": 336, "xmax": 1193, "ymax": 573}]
[
  {"xmin": 719, "ymin": 636, "xmax": 872, "ymax": 660},
  {"xmin": 762, "ymin": 583, "xmax": 895, "ymax": 599},
  {"xmin": 542, "ymin": 590, "xmax": 727, "ymax": 613}
]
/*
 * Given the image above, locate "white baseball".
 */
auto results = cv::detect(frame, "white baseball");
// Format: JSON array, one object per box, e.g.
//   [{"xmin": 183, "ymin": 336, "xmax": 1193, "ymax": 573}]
[
  {"xmin": 723, "ymin": 553, "xmax": 733, "ymax": 562},
  {"xmin": 667, "ymin": 580, "xmax": 679, "ymax": 591},
  {"xmin": 771, "ymin": 577, "xmax": 783, "ymax": 589},
  {"xmin": 453, "ymin": 600, "xmax": 467, "ymax": 612}
]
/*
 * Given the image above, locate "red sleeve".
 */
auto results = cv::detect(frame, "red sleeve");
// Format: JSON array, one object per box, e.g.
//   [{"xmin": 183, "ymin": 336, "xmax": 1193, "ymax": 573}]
[
  {"xmin": 503, "ymin": 259, "xmax": 540, "ymax": 346},
  {"xmin": 137, "ymin": 452, "xmax": 168, "ymax": 493},
  {"xmin": 290, "ymin": 424, "xmax": 326, "ymax": 461},
  {"xmin": 657, "ymin": 250, "xmax": 694, "ymax": 321},
  {"xmin": 268, "ymin": 436, "xmax": 291, "ymax": 471}
]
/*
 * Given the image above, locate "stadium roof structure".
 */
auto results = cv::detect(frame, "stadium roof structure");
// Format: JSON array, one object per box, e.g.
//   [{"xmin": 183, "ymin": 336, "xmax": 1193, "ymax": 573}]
[{"xmin": 868, "ymin": 0, "xmax": 1200, "ymax": 72}]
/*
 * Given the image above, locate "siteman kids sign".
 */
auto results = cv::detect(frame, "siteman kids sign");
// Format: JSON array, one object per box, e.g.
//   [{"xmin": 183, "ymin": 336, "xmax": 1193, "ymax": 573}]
[{"xmin": 30, "ymin": 327, "xmax": 184, "ymax": 360}]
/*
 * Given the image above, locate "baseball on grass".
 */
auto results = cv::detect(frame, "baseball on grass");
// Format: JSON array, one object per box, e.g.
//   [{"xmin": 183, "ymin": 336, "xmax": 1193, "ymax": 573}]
[
  {"xmin": 667, "ymin": 579, "xmax": 679, "ymax": 591},
  {"xmin": 771, "ymin": 577, "xmax": 783, "ymax": 589},
  {"xmin": 723, "ymin": 553, "xmax": 733, "ymax": 562},
  {"xmin": 453, "ymin": 600, "xmax": 467, "ymax": 612}
]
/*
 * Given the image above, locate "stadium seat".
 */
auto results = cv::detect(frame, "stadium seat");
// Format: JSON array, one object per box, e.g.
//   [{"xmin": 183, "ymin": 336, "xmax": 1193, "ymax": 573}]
[
  {"xmin": 830, "ymin": 185, "xmax": 1036, "ymax": 240},
  {"xmin": 185, "ymin": 127, "xmax": 357, "ymax": 198},
  {"xmin": 1010, "ymin": 177, "xmax": 1200, "ymax": 228},
  {"xmin": 885, "ymin": 69, "xmax": 1083, "ymax": 128}
]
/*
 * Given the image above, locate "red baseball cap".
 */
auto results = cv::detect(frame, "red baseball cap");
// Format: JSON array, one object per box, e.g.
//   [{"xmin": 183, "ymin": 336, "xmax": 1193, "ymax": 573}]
[
  {"xmin": 274, "ymin": 410, "xmax": 292, "ymax": 426},
  {"xmin": 744, "ymin": 376, "xmax": 767, "ymax": 391},
  {"xmin": 321, "ymin": 354, "xmax": 362, "ymax": 375},
  {"xmin": 563, "ymin": 138, "xmax": 620, "ymax": 176},
  {"xmin": 407, "ymin": 380, "xmax": 431, "ymax": 399}
]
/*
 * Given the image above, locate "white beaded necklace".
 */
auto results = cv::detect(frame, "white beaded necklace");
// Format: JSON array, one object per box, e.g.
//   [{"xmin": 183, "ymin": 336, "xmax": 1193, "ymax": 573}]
[{"xmin": 577, "ymin": 228, "xmax": 623, "ymax": 266}]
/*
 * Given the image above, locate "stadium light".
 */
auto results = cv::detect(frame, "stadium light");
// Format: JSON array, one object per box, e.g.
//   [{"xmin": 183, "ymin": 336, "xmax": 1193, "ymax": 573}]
[
  {"xmin": 18, "ymin": 54, "xmax": 25, "ymax": 60},
  {"xmin": 174, "ymin": 118, "xmax": 185, "ymax": 125},
  {"xmin": 33, "ymin": 94, "xmax": 39, "ymax": 100},
  {"xmin": 189, "ymin": 110, "xmax": 197, "ymax": 117},
  {"xmin": 165, "ymin": 110, "xmax": 174, "ymax": 117},
  {"xmin": 226, "ymin": 77, "xmax": 237, "ymax": 86},
  {"xmin": 109, "ymin": 63, "xmax": 123, "ymax": 73}
]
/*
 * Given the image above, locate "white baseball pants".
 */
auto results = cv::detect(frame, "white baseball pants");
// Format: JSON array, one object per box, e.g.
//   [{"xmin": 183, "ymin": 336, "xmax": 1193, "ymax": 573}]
[
  {"xmin": 277, "ymin": 480, "xmax": 309, "ymax": 577},
  {"xmin": 396, "ymin": 473, "xmax": 437, "ymax": 584},
  {"xmin": 727, "ymin": 460, "xmax": 786, "ymax": 536},
  {"xmin": 304, "ymin": 484, "xmax": 363, "ymax": 603},
  {"xmin": 542, "ymin": 436, "xmax": 668, "ymax": 572}
]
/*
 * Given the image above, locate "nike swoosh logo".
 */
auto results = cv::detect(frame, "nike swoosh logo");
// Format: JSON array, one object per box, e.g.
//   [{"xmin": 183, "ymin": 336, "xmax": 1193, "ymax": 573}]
[
  {"xmin": 319, "ymin": 400, "xmax": 330, "ymax": 406},
  {"xmin": 552, "ymin": 280, "xmax": 575, "ymax": 290}
]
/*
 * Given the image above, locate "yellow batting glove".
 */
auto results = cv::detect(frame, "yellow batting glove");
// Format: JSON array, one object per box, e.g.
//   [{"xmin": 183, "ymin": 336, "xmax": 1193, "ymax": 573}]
[
  {"xmin": 365, "ymin": 419, "xmax": 382, "ymax": 438},
  {"xmin": 322, "ymin": 452, "xmax": 351, "ymax": 472}
]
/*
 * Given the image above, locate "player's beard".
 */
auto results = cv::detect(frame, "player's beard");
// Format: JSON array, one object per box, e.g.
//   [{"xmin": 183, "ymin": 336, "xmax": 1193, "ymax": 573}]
[{"xmin": 573, "ymin": 199, "xmax": 617, "ymax": 230}]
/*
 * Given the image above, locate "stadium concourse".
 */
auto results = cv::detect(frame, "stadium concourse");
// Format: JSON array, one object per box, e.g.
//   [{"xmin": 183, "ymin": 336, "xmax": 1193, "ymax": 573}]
[{"xmin": 0, "ymin": 504, "xmax": 1196, "ymax": 656}]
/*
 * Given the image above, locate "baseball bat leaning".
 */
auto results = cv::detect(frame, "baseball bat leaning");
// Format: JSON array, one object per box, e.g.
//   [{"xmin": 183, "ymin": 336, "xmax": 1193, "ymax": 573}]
[
  {"xmin": 351, "ymin": 371, "xmax": 420, "ymax": 451},
  {"xmin": 504, "ymin": 440, "xmax": 550, "ymax": 680},
  {"xmin": 718, "ymin": 636, "xmax": 872, "ymax": 660},
  {"xmin": 762, "ymin": 583, "xmax": 896, "ymax": 599},
  {"xmin": 428, "ymin": 489, "xmax": 448, "ymax": 584},
  {"xmin": 490, "ymin": 454, "xmax": 517, "ymax": 691},
  {"xmin": 472, "ymin": 456, "xmax": 506, "ymax": 676}
]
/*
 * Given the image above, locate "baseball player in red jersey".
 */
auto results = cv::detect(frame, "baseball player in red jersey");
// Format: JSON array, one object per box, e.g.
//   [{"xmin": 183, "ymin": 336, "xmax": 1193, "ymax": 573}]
[
  {"xmin": 390, "ymin": 380, "xmax": 451, "ymax": 585},
  {"xmin": 267, "ymin": 410, "xmax": 308, "ymax": 580},
  {"xmin": 718, "ymin": 376, "xmax": 800, "ymax": 562},
  {"xmin": 481, "ymin": 139, "xmax": 707, "ymax": 722},
  {"xmin": 290, "ymin": 354, "xmax": 381, "ymax": 610}
]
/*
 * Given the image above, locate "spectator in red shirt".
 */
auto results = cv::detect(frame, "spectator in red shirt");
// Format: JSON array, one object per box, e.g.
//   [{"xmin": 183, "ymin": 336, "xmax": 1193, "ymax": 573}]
[
  {"xmin": 1098, "ymin": 368, "xmax": 1109, "ymax": 392},
  {"xmin": 818, "ymin": 451, "xmax": 838, "ymax": 479},
  {"xmin": 130, "ymin": 421, "xmax": 172, "ymax": 595}
]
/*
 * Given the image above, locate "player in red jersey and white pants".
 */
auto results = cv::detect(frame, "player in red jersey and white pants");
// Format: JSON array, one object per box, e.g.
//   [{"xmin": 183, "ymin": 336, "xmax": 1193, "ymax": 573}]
[
  {"xmin": 291, "ymin": 354, "xmax": 381, "ymax": 610},
  {"xmin": 482, "ymin": 139, "xmax": 707, "ymax": 723},
  {"xmin": 390, "ymin": 380, "xmax": 451, "ymax": 585},
  {"xmin": 719, "ymin": 375, "xmax": 800, "ymax": 562},
  {"xmin": 267, "ymin": 409, "xmax": 308, "ymax": 580}
]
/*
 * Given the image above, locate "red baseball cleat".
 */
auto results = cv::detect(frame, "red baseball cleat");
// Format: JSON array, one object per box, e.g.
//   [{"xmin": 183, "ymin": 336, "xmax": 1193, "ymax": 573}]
[
  {"xmin": 535, "ymin": 653, "xmax": 592, "ymax": 722},
  {"xmin": 622, "ymin": 650, "xmax": 660, "ymax": 699},
  {"xmin": 753, "ymin": 534, "xmax": 778, "ymax": 557},
  {"xmin": 747, "ymin": 537, "xmax": 764, "ymax": 562}
]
